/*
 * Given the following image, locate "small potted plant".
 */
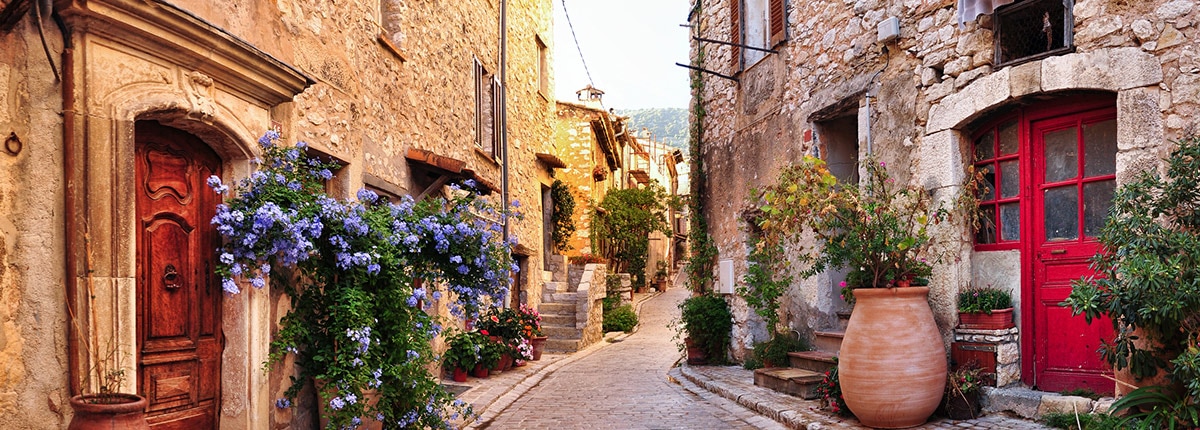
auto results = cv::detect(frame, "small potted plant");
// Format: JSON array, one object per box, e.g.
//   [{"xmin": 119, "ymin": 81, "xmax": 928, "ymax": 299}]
[
  {"xmin": 476, "ymin": 338, "xmax": 503, "ymax": 378},
  {"xmin": 517, "ymin": 304, "xmax": 547, "ymax": 360},
  {"xmin": 654, "ymin": 261, "xmax": 669, "ymax": 291},
  {"xmin": 68, "ymin": 351, "xmax": 150, "ymax": 430},
  {"xmin": 677, "ymin": 293, "xmax": 733, "ymax": 365},
  {"xmin": 957, "ymin": 285, "xmax": 1014, "ymax": 330},
  {"xmin": 944, "ymin": 364, "xmax": 985, "ymax": 420},
  {"xmin": 442, "ymin": 330, "xmax": 482, "ymax": 382}
]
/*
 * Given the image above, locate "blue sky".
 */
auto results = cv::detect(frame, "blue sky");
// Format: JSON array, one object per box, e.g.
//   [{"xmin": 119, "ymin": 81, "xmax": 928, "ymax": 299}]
[{"xmin": 552, "ymin": 0, "xmax": 692, "ymax": 109}]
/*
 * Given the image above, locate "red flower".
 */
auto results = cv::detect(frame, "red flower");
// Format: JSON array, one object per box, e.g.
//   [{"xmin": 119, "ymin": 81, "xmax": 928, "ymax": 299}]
[{"xmin": 480, "ymin": 330, "xmax": 489, "ymax": 336}]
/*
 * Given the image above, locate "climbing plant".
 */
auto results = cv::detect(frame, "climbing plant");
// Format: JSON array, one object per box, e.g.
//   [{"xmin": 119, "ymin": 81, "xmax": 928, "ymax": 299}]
[
  {"xmin": 686, "ymin": 0, "xmax": 718, "ymax": 292},
  {"xmin": 591, "ymin": 184, "xmax": 671, "ymax": 287},
  {"xmin": 550, "ymin": 179, "xmax": 576, "ymax": 252},
  {"xmin": 738, "ymin": 235, "xmax": 791, "ymax": 332}
]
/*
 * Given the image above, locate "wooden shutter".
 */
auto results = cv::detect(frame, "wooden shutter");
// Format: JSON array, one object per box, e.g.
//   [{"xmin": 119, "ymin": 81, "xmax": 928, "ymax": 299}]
[
  {"xmin": 769, "ymin": 0, "xmax": 786, "ymax": 46},
  {"xmin": 474, "ymin": 58, "xmax": 484, "ymax": 148},
  {"xmin": 492, "ymin": 77, "xmax": 503, "ymax": 159},
  {"xmin": 730, "ymin": 0, "xmax": 741, "ymax": 70}
]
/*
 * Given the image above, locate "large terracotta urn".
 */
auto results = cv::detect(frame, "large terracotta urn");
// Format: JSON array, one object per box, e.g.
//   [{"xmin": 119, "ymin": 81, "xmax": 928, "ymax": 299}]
[
  {"xmin": 839, "ymin": 287, "xmax": 946, "ymax": 428},
  {"xmin": 67, "ymin": 394, "xmax": 150, "ymax": 430}
]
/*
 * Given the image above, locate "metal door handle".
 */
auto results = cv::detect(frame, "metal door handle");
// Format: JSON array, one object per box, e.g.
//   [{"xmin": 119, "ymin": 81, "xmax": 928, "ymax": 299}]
[
  {"xmin": 163, "ymin": 264, "xmax": 181, "ymax": 290},
  {"xmin": 1049, "ymin": 249, "xmax": 1067, "ymax": 255}
]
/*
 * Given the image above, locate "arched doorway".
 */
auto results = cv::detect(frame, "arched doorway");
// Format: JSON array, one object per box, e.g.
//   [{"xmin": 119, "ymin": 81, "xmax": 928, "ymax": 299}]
[{"xmin": 135, "ymin": 120, "xmax": 224, "ymax": 428}]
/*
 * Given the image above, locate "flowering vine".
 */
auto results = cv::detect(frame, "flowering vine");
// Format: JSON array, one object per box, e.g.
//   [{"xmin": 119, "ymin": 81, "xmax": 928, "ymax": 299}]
[{"xmin": 210, "ymin": 131, "xmax": 517, "ymax": 429}]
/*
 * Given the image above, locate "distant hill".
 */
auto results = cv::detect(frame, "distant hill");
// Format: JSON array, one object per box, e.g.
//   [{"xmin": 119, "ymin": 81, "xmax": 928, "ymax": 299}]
[{"xmin": 615, "ymin": 108, "xmax": 689, "ymax": 153}]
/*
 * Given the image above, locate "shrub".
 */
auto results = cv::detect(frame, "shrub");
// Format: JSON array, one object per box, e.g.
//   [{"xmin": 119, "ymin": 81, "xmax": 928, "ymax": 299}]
[
  {"xmin": 603, "ymin": 305, "xmax": 638, "ymax": 333},
  {"xmin": 678, "ymin": 294, "xmax": 733, "ymax": 364},
  {"xmin": 1041, "ymin": 412, "xmax": 1128, "ymax": 430},
  {"xmin": 744, "ymin": 333, "xmax": 808, "ymax": 369},
  {"xmin": 550, "ymin": 180, "xmax": 576, "ymax": 252},
  {"xmin": 815, "ymin": 358, "xmax": 851, "ymax": 417}
]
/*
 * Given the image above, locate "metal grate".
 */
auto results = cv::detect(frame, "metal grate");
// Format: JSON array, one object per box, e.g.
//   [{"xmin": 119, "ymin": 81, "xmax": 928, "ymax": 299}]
[{"xmin": 995, "ymin": 0, "xmax": 1073, "ymax": 66}]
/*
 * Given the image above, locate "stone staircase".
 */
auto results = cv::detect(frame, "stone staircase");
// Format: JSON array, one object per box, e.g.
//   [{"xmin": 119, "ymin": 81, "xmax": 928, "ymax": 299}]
[
  {"xmin": 752, "ymin": 312, "xmax": 850, "ymax": 399},
  {"xmin": 537, "ymin": 256, "xmax": 605, "ymax": 353}
]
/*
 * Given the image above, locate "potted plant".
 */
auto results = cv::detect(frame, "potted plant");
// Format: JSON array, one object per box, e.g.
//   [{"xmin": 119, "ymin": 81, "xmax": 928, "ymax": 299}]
[
  {"xmin": 654, "ymin": 260, "xmax": 669, "ymax": 291},
  {"xmin": 443, "ymin": 330, "xmax": 482, "ymax": 382},
  {"xmin": 476, "ymin": 338, "xmax": 503, "ymax": 377},
  {"xmin": 957, "ymin": 285, "xmax": 1014, "ymax": 330},
  {"xmin": 754, "ymin": 156, "xmax": 971, "ymax": 428},
  {"xmin": 944, "ymin": 364, "xmax": 984, "ymax": 420},
  {"xmin": 516, "ymin": 304, "xmax": 547, "ymax": 360},
  {"xmin": 68, "ymin": 347, "xmax": 150, "ymax": 430},
  {"xmin": 677, "ymin": 293, "xmax": 733, "ymax": 365}
]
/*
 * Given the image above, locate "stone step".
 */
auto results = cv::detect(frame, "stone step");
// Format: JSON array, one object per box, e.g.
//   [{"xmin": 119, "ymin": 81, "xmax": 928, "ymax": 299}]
[
  {"xmin": 543, "ymin": 281, "xmax": 569, "ymax": 294},
  {"xmin": 539, "ymin": 302, "xmax": 576, "ymax": 315},
  {"xmin": 539, "ymin": 313, "xmax": 575, "ymax": 326},
  {"xmin": 541, "ymin": 325, "xmax": 583, "ymax": 339},
  {"xmin": 788, "ymin": 350, "xmax": 837, "ymax": 373},
  {"xmin": 753, "ymin": 367, "xmax": 825, "ymax": 400},
  {"xmin": 813, "ymin": 330, "xmax": 844, "ymax": 353},
  {"xmin": 542, "ymin": 291, "xmax": 578, "ymax": 303},
  {"xmin": 542, "ymin": 270, "xmax": 553, "ymax": 283},
  {"xmin": 543, "ymin": 338, "xmax": 579, "ymax": 353}
]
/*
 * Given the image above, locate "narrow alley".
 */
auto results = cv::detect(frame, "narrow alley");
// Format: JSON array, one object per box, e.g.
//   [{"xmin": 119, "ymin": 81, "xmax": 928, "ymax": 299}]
[{"xmin": 476, "ymin": 287, "xmax": 779, "ymax": 429}]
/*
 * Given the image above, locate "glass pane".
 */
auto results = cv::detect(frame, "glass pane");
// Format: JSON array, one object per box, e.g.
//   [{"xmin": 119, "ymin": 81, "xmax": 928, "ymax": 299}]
[
  {"xmin": 1084, "ymin": 180, "xmax": 1116, "ymax": 237},
  {"xmin": 975, "ymin": 131, "xmax": 995, "ymax": 162},
  {"xmin": 976, "ymin": 205, "xmax": 997, "ymax": 244},
  {"xmin": 1044, "ymin": 185, "xmax": 1079, "ymax": 242},
  {"xmin": 1083, "ymin": 119, "xmax": 1117, "ymax": 177},
  {"xmin": 1000, "ymin": 160, "xmax": 1020, "ymax": 198},
  {"xmin": 999, "ymin": 120, "xmax": 1019, "ymax": 155},
  {"xmin": 1044, "ymin": 127, "xmax": 1078, "ymax": 183},
  {"xmin": 978, "ymin": 164, "xmax": 996, "ymax": 201},
  {"xmin": 1000, "ymin": 202, "xmax": 1021, "ymax": 241}
]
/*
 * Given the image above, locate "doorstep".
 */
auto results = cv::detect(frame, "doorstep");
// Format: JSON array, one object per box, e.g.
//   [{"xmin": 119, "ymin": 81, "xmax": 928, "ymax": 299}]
[{"xmin": 673, "ymin": 364, "xmax": 1056, "ymax": 429}]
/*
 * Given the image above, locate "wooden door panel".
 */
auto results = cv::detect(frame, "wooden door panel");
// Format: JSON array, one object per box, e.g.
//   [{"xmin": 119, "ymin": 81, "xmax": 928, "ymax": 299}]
[{"xmin": 136, "ymin": 121, "xmax": 222, "ymax": 429}]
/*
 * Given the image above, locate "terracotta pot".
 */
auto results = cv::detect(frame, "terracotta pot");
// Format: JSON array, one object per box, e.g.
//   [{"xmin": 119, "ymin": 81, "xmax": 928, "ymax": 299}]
[
  {"xmin": 1114, "ymin": 326, "xmax": 1175, "ymax": 396},
  {"xmin": 452, "ymin": 367, "xmax": 468, "ymax": 383},
  {"xmin": 839, "ymin": 287, "xmax": 946, "ymax": 429},
  {"xmin": 496, "ymin": 353, "xmax": 514, "ymax": 371},
  {"xmin": 472, "ymin": 363, "xmax": 489, "ymax": 378},
  {"xmin": 958, "ymin": 308, "xmax": 1015, "ymax": 330},
  {"xmin": 68, "ymin": 394, "xmax": 150, "ymax": 430},
  {"xmin": 943, "ymin": 390, "xmax": 981, "ymax": 420},
  {"xmin": 530, "ymin": 335, "xmax": 548, "ymax": 361},
  {"xmin": 684, "ymin": 336, "xmax": 708, "ymax": 365}
]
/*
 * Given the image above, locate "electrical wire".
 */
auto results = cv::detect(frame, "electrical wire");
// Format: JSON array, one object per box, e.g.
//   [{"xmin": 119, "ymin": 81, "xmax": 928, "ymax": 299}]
[{"xmin": 560, "ymin": 0, "xmax": 595, "ymax": 88}]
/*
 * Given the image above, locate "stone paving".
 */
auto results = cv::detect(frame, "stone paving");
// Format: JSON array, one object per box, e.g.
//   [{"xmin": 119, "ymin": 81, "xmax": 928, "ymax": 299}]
[{"xmin": 474, "ymin": 286, "xmax": 778, "ymax": 429}]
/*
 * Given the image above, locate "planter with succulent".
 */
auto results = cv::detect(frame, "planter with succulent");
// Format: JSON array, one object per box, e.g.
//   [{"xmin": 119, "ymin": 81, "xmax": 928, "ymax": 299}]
[
  {"xmin": 211, "ymin": 132, "xmax": 513, "ymax": 429},
  {"xmin": 943, "ymin": 364, "xmax": 984, "ymax": 420},
  {"xmin": 754, "ymin": 156, "xmax": 976, "ymax": 428},
  {"xmin": 957, "ymin": 285, "xmax": 1014, "ymax": 330}
]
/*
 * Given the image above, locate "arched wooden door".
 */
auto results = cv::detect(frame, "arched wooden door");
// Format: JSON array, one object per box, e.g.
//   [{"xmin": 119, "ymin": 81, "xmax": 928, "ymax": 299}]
[{"xmin": 135, "ymin": 121, "xmax": 223, "ymax": 429}]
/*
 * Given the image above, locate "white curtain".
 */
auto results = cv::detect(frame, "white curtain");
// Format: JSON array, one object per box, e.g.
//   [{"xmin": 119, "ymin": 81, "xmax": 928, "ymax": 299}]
[{"xmin": 958, "ymin": 0, "xmax": 1017, "ymax": 27}]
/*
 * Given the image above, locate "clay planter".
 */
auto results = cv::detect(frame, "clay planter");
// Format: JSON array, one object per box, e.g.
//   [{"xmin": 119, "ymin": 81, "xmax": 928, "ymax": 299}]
[
  {"xmin": 684, "ymin": 336, "xmax": 708, "ymax": 365},
  {"xmin": 495, "ymin": 353, "xmax": 514, "ymax": 371},
  {"xmin": 452, "ymin": 367, "xmax": 468, "ymax": 383},
  {"xmin": 943, "ymin": 390, "xmax": 981, "ymax": 420},
  {"xmin": 68, "ymin": 394, "xmax": 150, "ymax": 430},
  {"xmin": 957, "ymin": 308, "xmax": 1015, "ymax": 330},
  {"xmin": 530, "ymin": 335, "xmax": 548, "ymax": 361},
  {"xmin": 472, "ymin": 363, "xmax": 490, "ymax": 379},
  {"xmin": 839, "ymin": 287, "xmax": 946, "ymax": 428}
]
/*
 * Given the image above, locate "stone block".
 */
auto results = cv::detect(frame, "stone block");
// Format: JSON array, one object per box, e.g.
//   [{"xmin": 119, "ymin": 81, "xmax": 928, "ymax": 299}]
[
  {"xmin": 1117, "ymin": 86, "xmax": 1164, "ymax": 152},
  {"xmin": 997, "ymin": 342, "xmax": 1020, "ymax": 365},
  {"xmin": 996, "ymin": 363, "xmax": 1021, "ymax": 386},
  {"xmin": 944, "ymin": 56, "xmax": 971, "ymax": 77},
  {"xmin": 1132, "ymin": 19, "xmax": 1157, "ymax": 43},
  {"xmin": 916, "ymin": 130, "xmax": 965, "ymax": 188},
  {"xmin": 1008, "ymin": 60, "xmax": 1042, "ymax": 98},
  {"xmin": 1156, "ymin": 26, "xmax": 1187, "ymax": 50},
  {"xmin": 955, "ymin": 65, "xmax": 993, "ymax": 89},
  {"xmin": 1041, "ymin": 48, "xmax": 1163, "ymax": 92},
  {"xmin": 981, "ymin": 386, "xmax": 1043, "ymax": 419},
  {"xmin": 1038, "ymin": 395, "xmax": 1095, "ymax": 416},
  {"xmin": 1157, "ymin": 0, "xmax": 1196, "ymax": 21}
]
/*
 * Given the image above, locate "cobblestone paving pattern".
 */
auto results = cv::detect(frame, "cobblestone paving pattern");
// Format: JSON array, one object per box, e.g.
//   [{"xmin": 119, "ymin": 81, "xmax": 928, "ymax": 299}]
[{"xmin": 479, "ymin": 286, "xmax": 776, "ymax": 429}]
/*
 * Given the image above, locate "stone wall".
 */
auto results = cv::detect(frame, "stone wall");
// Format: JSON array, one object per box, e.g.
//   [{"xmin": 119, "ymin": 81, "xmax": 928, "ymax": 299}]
[
  {"xmin": 574, "ymin": 263, "xmax": 608, "ymax": 348},
  {"xmin": 693, "ymin": 0, "xmax": 1197, "ymax": 361},
  {"xmin": 553, "ymin": 102, "xmax": 615, "ymax": 256}
]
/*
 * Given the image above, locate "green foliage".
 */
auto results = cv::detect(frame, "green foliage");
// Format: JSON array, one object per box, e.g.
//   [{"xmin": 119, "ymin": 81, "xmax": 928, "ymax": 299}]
[
  {"xmin": 947, "ymin": 364, "xmax": 985, "ymax": 395},
  {"xmin": 1059, "ymin": 388, "xmax": 1103, "ymax": 400},
  {"xmin": 1108, "ymin": 385, "xmax": 1197, "ymax": 429},
  {"xmin": 678, "ymin": 294, "xmax": 733, "ymax": 364},
  {"xmin": 475, "ymin": 307, "xmax": 525, "ymax": 345},
  {"xmin": 815, "ymin": 358, "xmax": 851, "ymax": 416},
  {"xmin": 591, "ymin": 185, "xmax": 671, "ymax": 286},
  {"xmin": 739, "ymin": 237, "xmax": 791, "ymax": 330},
  {"xmin": 602, "ymin": 295, "xmax": 620, "ymax": 312},
  {"xmin": 1066, "ymin": 134, "xmax": 1200, "ymax": 385},
  {"xmin": 603, "ymin": 305, "xmax": 639, "ymax": 333},
  {"xmin": 957, "ymin": 285, "xmax": 1013, "ymax": 314},
  {"xmin": 744, "ymin": 333, "xmax": 808, "ymax": 370},
  {"xmin": 1042, "ymin": 412, "xmax": 1127, "ymax": 430},
  {"xmin": 477, "ymin": 338, "xmax": 504, "ymax": 369},
  {"xmin": 685, "ymin": 19, "xmax": 717, "ymax": 293},
  {"xmin": 615, "ymin": 107, "xmax": 689, "ymax": 151},
  {"xmin": 550, "ymin": 180, "xmax": 577, "ymax": 252},
  {"xmin": 754, "ymin": 157, "xmax": 966, "ymax": 297},
  {"xmin": 442, "ymin": 330, "xmax": 485, "ymax": 370}
]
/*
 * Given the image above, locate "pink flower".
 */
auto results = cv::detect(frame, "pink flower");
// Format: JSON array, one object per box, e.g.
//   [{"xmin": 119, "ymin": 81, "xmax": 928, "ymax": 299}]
[{"xmin": 838, "ymin": 281, "xmax": 847, "ymax": 287}]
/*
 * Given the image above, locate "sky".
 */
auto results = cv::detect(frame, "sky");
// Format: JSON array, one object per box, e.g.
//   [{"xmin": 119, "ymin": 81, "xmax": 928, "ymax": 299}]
[{"xmin": 552, "ymin": 0, "xmax": 692, "ymax": 109}]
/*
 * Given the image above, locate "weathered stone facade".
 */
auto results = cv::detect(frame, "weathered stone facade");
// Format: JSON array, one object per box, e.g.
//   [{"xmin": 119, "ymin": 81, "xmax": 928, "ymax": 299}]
[
  {"xmin": 692, "ymin": 0, "xmax": 1196, "ymax": 387},
  {"xmin": 553, "ymin": 98, "xmax": 623, "ymax": 256},
  {"xmin": 0, "ymin": 0, "xmax": 554, "ymax": 427}
]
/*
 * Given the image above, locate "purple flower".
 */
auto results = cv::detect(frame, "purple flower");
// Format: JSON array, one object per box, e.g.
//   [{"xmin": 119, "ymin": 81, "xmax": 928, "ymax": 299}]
[
  {"xmin": 222, "ymin": 278, "xmax": 240, "ymax": 294},
  {"xmin": 275, "ymin": 398, "xmax": 291, "ymax": 409},
  {"xmin": 329, "ymin": 396, "xmax": 346, "ymax": 410}
]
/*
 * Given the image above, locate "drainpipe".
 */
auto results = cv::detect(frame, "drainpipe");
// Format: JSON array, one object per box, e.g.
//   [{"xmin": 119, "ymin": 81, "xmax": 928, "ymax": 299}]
[
  {"xmin": 54, "ymin": 8, "xmax": 80, "ymax": 396},
  {"xmin": 499, "ymin": 0, "xmax": 511, "ymax": 305}
]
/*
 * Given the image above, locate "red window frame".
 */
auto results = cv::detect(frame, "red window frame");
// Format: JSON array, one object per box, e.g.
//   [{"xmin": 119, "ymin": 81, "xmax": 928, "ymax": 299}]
[{"xmin": 972, "ymin": 114, "xmax": 1022, "ymax": 251}]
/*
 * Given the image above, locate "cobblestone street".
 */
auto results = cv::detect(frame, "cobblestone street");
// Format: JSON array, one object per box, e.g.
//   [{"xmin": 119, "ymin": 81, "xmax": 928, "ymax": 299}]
[{"xmin": 478, "ymin": 286, "xmax": 782, "ymax": 429}]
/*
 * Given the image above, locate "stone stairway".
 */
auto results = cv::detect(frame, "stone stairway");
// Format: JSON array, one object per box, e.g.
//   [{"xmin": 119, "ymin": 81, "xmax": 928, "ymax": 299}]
[
  {"xmin": 537, "ymin": 255, "xmax": 604, "ymax": 353},
  {"xmin": 752, "ymin": 312, "xmax": 850, "ymax": 399}
]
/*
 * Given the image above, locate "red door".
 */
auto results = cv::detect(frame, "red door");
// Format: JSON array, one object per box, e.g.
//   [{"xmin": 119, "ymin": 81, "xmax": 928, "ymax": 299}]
[
  {"xmin": 1029, "ymin": 108, "xmax": 1117, "ymax": 393},
  {"xmin": 135, "ymin": 121, "xmax": 223, "ymax": 429}
]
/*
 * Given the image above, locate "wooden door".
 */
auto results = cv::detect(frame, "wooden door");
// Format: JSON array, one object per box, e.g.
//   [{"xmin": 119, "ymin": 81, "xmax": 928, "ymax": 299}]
[
  {"xmin": 1029, "ymin": 108, "xmax": 1117, "ymax": 394},
  {"xmin": 135, "ymin": 121, "xmax": 223, "ymax": 429}
]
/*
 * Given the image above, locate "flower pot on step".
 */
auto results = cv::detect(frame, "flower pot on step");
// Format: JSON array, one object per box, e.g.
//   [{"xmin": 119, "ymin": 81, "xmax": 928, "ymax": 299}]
[
  {"xmin": 839, "ymin": 287, "xmax": 946, "ymax": 429},
  {"xmin": 957, "ymin": 308, "xmax": 1015, "ymax": 330},
  {"xmin": 68, "ymin": 394, "xmax": 150, "ymax": 430}
]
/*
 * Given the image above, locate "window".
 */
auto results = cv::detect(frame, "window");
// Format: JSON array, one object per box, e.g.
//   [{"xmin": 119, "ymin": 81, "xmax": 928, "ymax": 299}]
[
  {"xmin": 536, "ymin": 35, "xmax": 549, "ymax": 97},
  {"xmin": 730, "ymin": 0, "xmax": 786, "ymax": 70},
  {"xmin": 474, "ymin": 58, "xmax": 503, "ymax": 159},
  {"xmin": 973, "ymin": 118, "xmax": 1021, "ymax": 246},
  {"xmin": 994, "ymin": 0, "xmax": 1073, "ymax": 66}
]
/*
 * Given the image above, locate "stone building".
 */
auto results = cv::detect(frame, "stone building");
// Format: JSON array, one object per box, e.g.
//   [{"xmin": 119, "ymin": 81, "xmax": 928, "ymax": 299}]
[
  {"xmin": 689, "ymin": 0, "xmax": 1197, "ymax": 395},
  {"xmin": 552, "ymin": 87, "xmax": 627, "ymax": 257},
  {"xmin": 0, "ymin": 0, "xmax": 554, "ymax": 427}
]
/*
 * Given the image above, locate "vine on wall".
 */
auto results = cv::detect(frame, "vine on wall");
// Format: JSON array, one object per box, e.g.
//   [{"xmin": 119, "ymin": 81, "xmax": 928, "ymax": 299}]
[
  {"xmin": 685, "ymin": 0, "xmax": 718, "ymax": 292},
  {"xmin": 550, "ymin": 179, "xmax": 576, "ymax": 252}
]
